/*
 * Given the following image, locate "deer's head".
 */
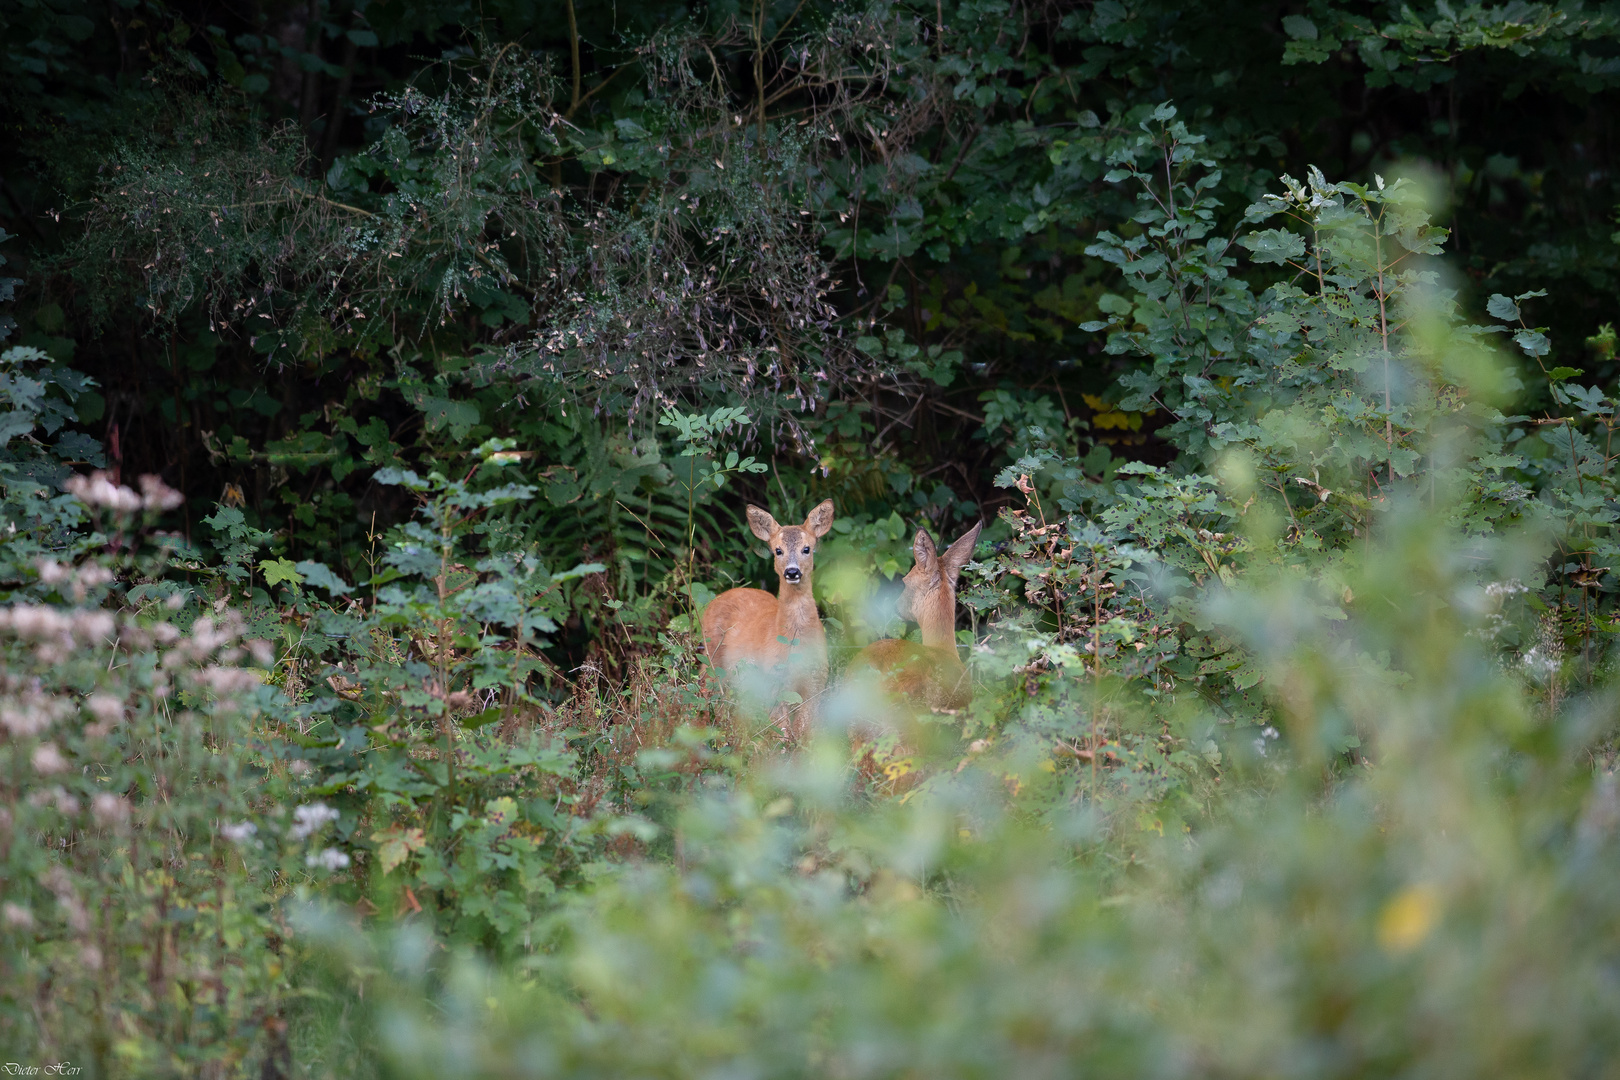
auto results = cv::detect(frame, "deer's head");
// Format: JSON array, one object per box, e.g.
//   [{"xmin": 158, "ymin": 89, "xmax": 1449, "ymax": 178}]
[
  {"xmin": 898, "ymin": 521, "xmax": 981, "ymax": 625},
  {"xmin": 747, "ymin": 500, "xmax": 835, "ymax": 585}
]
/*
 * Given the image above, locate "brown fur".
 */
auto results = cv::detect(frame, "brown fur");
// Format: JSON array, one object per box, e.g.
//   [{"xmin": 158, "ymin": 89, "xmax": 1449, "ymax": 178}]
[
  {"xmin": 847, "ymin": 522, "xmax": 981, "ymax": 783},
  {"xmin": 849, "ymin": 521, "xmax": 980, "ymax": 705},
  {"xmin": 700, "ymin": 500, "xmax": 835, "ymax": 744}
]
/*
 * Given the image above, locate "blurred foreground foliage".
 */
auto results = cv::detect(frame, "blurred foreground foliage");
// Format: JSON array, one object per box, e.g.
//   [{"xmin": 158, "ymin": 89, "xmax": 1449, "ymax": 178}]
[{"xmin": 4, "ymin": 0, "xmax": 1620, "ymax": 1075}]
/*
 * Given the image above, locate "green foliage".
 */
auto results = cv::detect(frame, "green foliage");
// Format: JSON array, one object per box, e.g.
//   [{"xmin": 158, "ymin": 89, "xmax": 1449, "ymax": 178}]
[
  {"xmin": 300, "ymin": 497, "xmax": 1620, "ymax": 1079},
  {"xmin": 0, "ymin": 342, "xmax": 103, "ymax": 589},
  {"xmin": 245, "ymin": 451, "xmax": 626, "ymax": 953},
  {"xmin": 0, "ymin": 482, "xmax": 298, "ymax": 1074},
  {"xmin": 10, "ymin": 1, "xmax": 1620, "ymax": 1075}
]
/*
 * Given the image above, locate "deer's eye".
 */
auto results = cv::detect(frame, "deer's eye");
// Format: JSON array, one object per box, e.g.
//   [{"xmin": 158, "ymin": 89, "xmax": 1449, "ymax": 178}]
[
  {"xmin": 801, "ymin": 546, "xmax": 810, "ymax": 554},
  {"xmin": 775, "ymin": 548, "xmax": 783, "ymax": 555}
]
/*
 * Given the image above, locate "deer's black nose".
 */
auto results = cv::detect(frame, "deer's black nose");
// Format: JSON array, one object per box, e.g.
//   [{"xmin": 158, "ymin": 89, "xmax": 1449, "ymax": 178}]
[{"xmin": 784, "ymin": 567, "xmax": 802, "ymax": 582}]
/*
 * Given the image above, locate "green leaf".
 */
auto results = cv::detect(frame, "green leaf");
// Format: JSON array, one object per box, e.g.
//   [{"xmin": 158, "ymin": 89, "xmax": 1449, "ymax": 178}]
[
  {"xmin": 461, "ymin": 706, "xmax": 505, "ymax": 729},
  {"xmin": 259, "ymin": 558, "xmax": 305, "ymax": 589},
  {"xmin": 1239, "ymin": 228, "xmax": 1307, "ymax": 265},
  {"xmin": 1513, "ymin": 329, "xmax": 1551, "ymax": 358},
  {"xmin": 1546, "ymin": 366, "xmax": 1584, "ymax": 381},
  {"xmin": 295, "ymin": 560, "xmax": 353, "ymax": 596},
  {"xmin": 1486, "ymin": 294, "xmax": 1520, "ymax": 322},
  {"xmin": 411, "ymin": 394, "xmax": 480, "ymax": 441},
  {"xmin": 1281, "ymin": 14, "xmax": 1318, "ymax": 40},
  {"xmin": 203, "ymin": 505, "xmax": 246, "ymax": 533},
  {"xmin": 551, "ymin": 561, "xmax": 607, "ymax": 583},
  {"xmin": 374, "ymin": 467, "xmax": 429, "ymax": 490},
  {"xmin": 1260, "ymin": 311, "xmax": 1302, "ymax": 334}
]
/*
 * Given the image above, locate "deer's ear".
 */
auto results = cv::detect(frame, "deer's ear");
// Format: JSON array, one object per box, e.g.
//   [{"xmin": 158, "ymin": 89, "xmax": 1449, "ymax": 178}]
[
  {"xmin": 912, "ymin": 529, "xmax": 938, "ymax": 571},
  {"xmin": 746, "ymin": 505, "xmax": 779, "ymax": 542},
  {"xmin": 940, "ymin": 521, "xmax": 982, "ymax": 585},
  {"xmin": 804, "ymin": 499, "xmax": 836, "ymax": 538}
]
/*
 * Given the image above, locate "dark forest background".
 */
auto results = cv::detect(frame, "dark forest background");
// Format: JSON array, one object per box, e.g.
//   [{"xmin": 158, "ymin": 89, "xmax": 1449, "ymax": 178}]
[{"xmin": 8, "ymin": 0, "xmax": 1620, "ymax": 615}]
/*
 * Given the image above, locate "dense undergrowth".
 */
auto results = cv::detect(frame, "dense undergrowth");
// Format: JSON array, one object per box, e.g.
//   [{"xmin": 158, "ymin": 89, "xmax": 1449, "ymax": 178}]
[{"xmin": 5, "ymin": 1, "xmax": 1620, "ymax": 1076}]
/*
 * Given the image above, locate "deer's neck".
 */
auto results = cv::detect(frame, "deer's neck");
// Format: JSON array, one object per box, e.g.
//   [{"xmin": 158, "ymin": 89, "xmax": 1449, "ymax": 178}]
[
  {"xmin": 775, "ymin": 577, "xmax": 821, "ymax": 639},
  {"xmin": 916, "ymin": 596, "xmax": 960, "ymax": 657}
]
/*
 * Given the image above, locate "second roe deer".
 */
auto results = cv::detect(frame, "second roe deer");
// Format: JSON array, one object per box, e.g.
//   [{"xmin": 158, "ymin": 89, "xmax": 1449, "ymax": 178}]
[
  {"xmin": 700, "ymin": 499, "xmax": 836, "ymax": 743},
  {"xmin": 848, "ymin": 521, "xmax": 982, "ymax": 712}
]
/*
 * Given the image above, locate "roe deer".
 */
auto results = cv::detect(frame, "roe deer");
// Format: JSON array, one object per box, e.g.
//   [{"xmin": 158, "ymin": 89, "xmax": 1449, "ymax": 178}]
[
  {"xmin": 700, "ymin": 499, "xmax": 836, "ymax": 743},
  {"xmin": 848, "ymin": 521, "xmax": 982, "ymax": 712}
]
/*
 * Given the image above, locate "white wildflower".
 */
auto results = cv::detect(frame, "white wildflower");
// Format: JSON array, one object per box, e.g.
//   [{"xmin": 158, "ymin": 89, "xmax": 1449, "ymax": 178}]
[
  {"xmin": 6, "ymin": 605, "xmax": 69, "ymax": 640},
  {"xmin": 193, "ymin": 666, "xmax": 263, "ymax": 695},
  {"xmin": 64, "ymin": 471, "xmax": 143, "ymax": 514},
  {"xmin": 80, "ymin": 565, "xmax": 114, "ymax": 586},
  {"xmin": 289, "ymin": 802, "xmax": 340, "ymax": 840},
  {"xmin": 306, "ymin": 847, "xmax": 351, "ymax": 871},
  {"xmin": 33, "ymin": 641, "xmax": 70, "ymax": 665},
  {"xmin": 138, "ymin": 474, "xmax": 185, "ymax": 511},
  {"xmin": 187, "ymin": 615, "xmax": 235, "ymax": 655},
  {"xmin": 1, "ymin": 702, "xmax": 49, "ymax": 737},
  {"xmin": 85, "ymin": 693, "xmax": 124, "ymax": 725},
  {"xmin": 92, "ymin": 793, "xmax": 130, "ymax": 827},
  {"xmin": 71, "ymin": 610, "xmax": 116, "ymax": 645},
  {"xmin": 68, "ymin": 564, "xmax": 115, "ymax": 602},
  {"xmin": 58, "ymin": 895, "xmax": 89, "ymax": 934},
  {"xmin": 220, "ymin": 821, "xmax": 259, "ymax": 844},
  {"xmin": 31, "ymin": 743, "xmax": 68, "ymax": 775}
]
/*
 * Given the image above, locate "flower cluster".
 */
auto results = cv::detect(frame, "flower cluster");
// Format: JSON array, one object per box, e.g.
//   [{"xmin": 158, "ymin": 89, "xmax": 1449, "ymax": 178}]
[
  {"xmin": 1, "ymin": 676, "xmax": 72, "ymax": 738},
  {"xmin": 306, "ymin": 848, "xmax": 351, "ymax": 870},
  {"xmin": 0, "ymin": 605, "xmax": 117, "ymax": 664},
  {"xmin": 289, "ymin": 802, "xmax": 340, "ymax": 841},
  {"xmin": 36, "ymin": 559, "xmax": 115, "ymax": 602},
  {"xmin": 63, "ymin": 470, "xmax": 184, "ymax": 515}
]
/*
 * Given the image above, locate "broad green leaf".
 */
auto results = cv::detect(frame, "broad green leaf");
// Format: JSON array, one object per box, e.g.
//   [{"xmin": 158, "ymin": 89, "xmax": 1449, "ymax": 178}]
[
  {"xmin": 1513, "ymin": 329, "xmax": 1551, "ymax": 357},
  {"xmin": 296, "ymin": 560, "xmax": 354, "ymax": 595},
  {"xmin": 259, "ymin": 558, "xmax": 304, "ymax": 588},
  {"xmin": 1239, "ymin": 228, "xmax": 1306, "ymax": 265},
  {"xmin": 1281, "ymin": 14, "xmax": 1318, "ymax": 40}
]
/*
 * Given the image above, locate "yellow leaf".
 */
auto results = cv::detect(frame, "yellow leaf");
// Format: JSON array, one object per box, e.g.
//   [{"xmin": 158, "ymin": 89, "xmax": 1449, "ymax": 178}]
[
  {"xmin": 484, "ymin": 796, "xmax": 519, "ymax": 829},
  {"xmin": 1378, "ymin": 884, "xmax": 1440, "ymax": 953}
]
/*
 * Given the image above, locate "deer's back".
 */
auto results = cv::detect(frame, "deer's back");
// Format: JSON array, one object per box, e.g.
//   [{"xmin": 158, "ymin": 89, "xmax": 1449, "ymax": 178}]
[
  {"xmin": 849, "ymin": 639, "xmax": 971, "ymax": 711},
  {"xmin": 701, "ymin": 588, "xmax": 779, "ymax": 671}
]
